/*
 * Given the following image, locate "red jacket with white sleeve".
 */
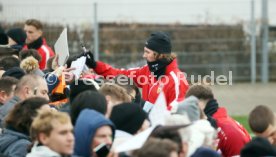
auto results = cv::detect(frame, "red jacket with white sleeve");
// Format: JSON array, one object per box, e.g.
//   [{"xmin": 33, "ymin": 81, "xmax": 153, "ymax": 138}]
[{"xmin": 94, "ymin": 59, "xmax": 189, "ymax": 110}]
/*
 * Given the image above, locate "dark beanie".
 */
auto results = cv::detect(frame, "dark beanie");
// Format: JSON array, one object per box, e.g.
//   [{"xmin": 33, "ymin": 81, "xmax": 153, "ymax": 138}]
[
  {"xmin": 0, "ymin": 26, "xmax": 8, "ymax": 45},
  {"xmin": 110, "ymin": 103, "xmax": 148, "ymax": 135},
  {"xmin": 145, "ymin": 31, "xmax": 171, "ymax": 54},
  {"xmin": 69, "ymin": 79, "xmax": 97, "ymax": 102},
  {"xmin": 241, "ymin": 137, "xmax": 276, "ymax": 157},
  {"xmin": 2, "ymin": 67, "xmax": 26, "ymax": 80},
  {"xmin": 6, "ymin": 28, "xmax": 27, "ymax": 46}
]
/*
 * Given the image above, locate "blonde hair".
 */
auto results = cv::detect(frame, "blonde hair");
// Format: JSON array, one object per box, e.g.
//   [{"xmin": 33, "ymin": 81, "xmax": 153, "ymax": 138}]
[
  {"xmin": 20, "ymin": 56, "xmax": 39, "ymax": 73},
  {"xmin": 99, "ymin": 82, "xmax": 131, "ymax": 102},
  {"xmin": 154, "ymin": 52, "xmax": 177, "ymax": 62},
  {"xmin": 30, "ymin": 110, "xmax": 71, "ymax": 141}
]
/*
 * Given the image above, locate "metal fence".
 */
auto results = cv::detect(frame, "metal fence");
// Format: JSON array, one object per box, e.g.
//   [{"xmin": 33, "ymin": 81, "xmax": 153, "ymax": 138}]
[{"xmin": 1, "ymin": 0, "xmax": 276, "ymax": 82}]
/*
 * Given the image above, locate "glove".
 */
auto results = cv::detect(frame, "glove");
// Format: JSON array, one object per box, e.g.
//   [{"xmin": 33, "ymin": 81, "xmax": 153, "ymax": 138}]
[{"xmin": 84, "ymin": 51, "xmax": 97, "ymax": 68}]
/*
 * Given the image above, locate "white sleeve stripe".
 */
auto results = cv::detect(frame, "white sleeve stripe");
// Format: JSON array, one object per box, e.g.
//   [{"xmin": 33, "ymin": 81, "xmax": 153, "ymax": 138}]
[
  {"xmin": 170, "ymin": 71, "xmax": 179, "ymax": 102},
  {"xmin": 41, "ymin": 45, "xmax": 50, "ymax": 63}
]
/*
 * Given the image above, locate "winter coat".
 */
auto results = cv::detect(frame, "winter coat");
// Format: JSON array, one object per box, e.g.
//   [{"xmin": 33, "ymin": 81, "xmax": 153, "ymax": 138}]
[
  {"xmin": 93, "ymin": 59, "xmax": 189, "ymax": 110},
  {"xmin": 0, "ymin": 128, "xmax": 31, "ymax": 157},
  {"xmin": 74, "ymin": 109, "xmax": 115, "ymax": 157}
]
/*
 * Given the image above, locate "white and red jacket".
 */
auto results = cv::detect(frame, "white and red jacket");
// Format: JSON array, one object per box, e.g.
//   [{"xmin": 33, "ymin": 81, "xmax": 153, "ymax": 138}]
[
  {"xmin": 94, "ymin": 59, "xmax": 189, "ymax": 110},
  {"xmin": 213, "ymin": 107, "xmax": 251, "ymax": 157},
  {"xmin": 23, "ymin": 38, "xmax": 55, "ymax": 70}
]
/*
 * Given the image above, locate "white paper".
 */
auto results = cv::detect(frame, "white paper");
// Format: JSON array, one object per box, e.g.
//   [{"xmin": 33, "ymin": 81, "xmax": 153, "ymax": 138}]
[
  {"xmin": 54, "ymin": 28, "xmax": 69, "ymax": 66},
  {"xmin": 114, "ymin": 126, "xmax": 155, "ymax": 153},
  {"xmin": 70, "ymin": 56, "xmax": 86, "ymax": 79},
  {"xmin": 149, "ymin": 92, "xmax": 170, "ymax": 126},
  {"xmin": 142, "ymin": 101, "xmax": 154, "ymax": 113}
]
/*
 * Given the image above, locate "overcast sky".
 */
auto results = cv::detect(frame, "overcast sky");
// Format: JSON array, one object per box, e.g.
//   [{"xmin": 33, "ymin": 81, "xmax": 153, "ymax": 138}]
[{"xmin": 1, "ymin": 0, "xmax": 275, "ymax": 26}]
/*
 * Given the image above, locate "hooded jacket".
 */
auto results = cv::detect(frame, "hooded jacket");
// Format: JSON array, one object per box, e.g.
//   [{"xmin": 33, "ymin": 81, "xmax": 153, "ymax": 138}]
[
  {"xmin": 74, "ymin": 109, "xmax": 115, "ymax": 157},
  {"xmin": 93, "ymin": 59, "xmax": 189, "ymax": 111},
  {"xmin": 0, "ymin": 128, "xmax": 31, "ymax": 157}
]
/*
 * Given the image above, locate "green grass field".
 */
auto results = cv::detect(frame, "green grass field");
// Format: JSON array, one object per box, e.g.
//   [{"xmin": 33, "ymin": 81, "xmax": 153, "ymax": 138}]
[{"xmin": 232, "ymin": 115, "xmax": 253, "ymax": 135}]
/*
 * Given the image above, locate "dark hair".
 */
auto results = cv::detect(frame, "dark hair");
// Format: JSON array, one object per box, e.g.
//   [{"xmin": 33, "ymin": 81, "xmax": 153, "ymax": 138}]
[
  {"xmin": 132, "ymin": 138, "xmax": 179, "ymax": 157},
  {"xmin": 69, "ymin": 79, "xmax": 97, "ymax": 102},
  {"xmin": 19, "ymin": 49, "xmax": 42, "ymax": 62},
  {"xmin": 25, "ymin": 19, "xmax": 43, "ymax": 30},
  {"xmin": 66, "ymin": 55, "xmax": 80, "ymax": 68},
  {"xmin": 185, "ymin": 84, "xmax": 214, "ymax": 100},
  {"xmin": 150, "ymin": 125, "xmax": 184, "ymax": 154},
  {"xmin": 46, "ymin": 56, "xmax": 55, "ymax": 71},
  {"xmin": 0, "ymin": 56, "xmax": 20, "ymax": 71},
  {"xmin": 70, "ymin": 90, "xmax": 107, "ymax": 125},
  {"xmin": 4, "ymin": 97, "xmax": 49, "ymax": 134},
  {"xmin": 0, "ymin": 77, "xmax": 18, "ymax": 95},
  {"xmin": 249, "ymin": 105, "xmax": 275, "ymax": 133}
]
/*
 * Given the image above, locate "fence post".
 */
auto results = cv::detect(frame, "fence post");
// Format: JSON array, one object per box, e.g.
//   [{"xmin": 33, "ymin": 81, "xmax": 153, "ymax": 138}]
[
  {"xmin": 251, "ymin": 0, "xmax": 256, "ymax": 84},
  {"xmin": 261, "ymin": 0, "xmax": 269, "ymax": 83},
  {"xmin": 94, "ymin": 2, "xmax": 99, "ymax": 61}
]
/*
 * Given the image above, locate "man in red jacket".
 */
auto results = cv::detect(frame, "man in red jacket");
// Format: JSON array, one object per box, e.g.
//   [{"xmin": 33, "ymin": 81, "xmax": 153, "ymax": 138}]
[
  {"xmin": 84, "ymin": 32, "xmax": 189, "ymax": 111},
  {"xmin": 186, "ymin": 84, "xmax": 251, "ymax": 157},
  {"xmin": 23, "ymin": 19, "xmax": 55, "ymax": 70}
]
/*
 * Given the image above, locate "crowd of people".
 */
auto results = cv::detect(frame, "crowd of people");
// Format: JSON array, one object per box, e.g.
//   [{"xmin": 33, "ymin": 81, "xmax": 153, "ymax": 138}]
[{"xmin": 0, "ymin": 19, "xmax": 276, "ymax": 157}]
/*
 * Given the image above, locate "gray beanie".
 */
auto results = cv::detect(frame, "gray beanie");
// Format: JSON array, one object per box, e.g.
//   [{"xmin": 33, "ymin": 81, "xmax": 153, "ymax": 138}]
[{"xmin": 176, "ymin": 96, "xmax": 200, "ymax": 122}]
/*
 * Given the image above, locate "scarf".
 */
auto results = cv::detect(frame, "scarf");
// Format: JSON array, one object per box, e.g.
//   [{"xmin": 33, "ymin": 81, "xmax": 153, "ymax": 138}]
[
  {"xmin": 27, "ymin": 37, "xmax": 43, "ymax": 49},
  {"xmin": 147, "ymin": 58, "xmax": 171, "ymax": 79},
  {"xmin": 204, "ymin": 99, "xmax": 219, "ymax": 128}
]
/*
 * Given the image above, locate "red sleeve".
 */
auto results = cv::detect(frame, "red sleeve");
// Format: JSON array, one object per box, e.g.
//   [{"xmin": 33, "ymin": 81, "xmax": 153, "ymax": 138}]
[
  {"xmin": 38, "ymin": 51, "xmax": 47, "ymax": 69},
  {"xmin": 94, "ymin": 61, "xmax": 148, "ymax": 88}
]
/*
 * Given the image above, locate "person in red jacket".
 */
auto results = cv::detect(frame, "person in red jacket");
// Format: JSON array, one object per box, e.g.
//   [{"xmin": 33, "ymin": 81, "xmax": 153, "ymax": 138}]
[
  {"xmin": 23, "ymin": 19, "xmax": 55, "ymax": 70},
  {"xmin": 84, "ymin": 32, "xmax": 189, "ymax": 111},
  {"xmin": 185, "ymin": 84, "xmax": 251, "ymax": 157}
]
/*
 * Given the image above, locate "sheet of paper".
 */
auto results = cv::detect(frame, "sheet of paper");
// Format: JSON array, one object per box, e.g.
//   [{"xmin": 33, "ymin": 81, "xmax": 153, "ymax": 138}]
[
  {"xmin": 70, "ymin": 56, "xmax": 86, "ymax": 79},
  {"xmin": 114, "ymin": 126, "xmax": 156, "ymax": 153},
  {"xmin": 143, "ymin": 101, "xmax": 154, "ymax": 113},
  {"xmin": 54, "ymin": 28, "xmax": 69, "ymax": 66},
  {"xmin": 149, "ymin": 92, "xmax": 170, "ymax": 126}
]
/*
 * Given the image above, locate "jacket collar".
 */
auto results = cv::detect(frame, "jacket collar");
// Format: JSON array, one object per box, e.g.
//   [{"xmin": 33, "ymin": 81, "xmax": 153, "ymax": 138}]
[
  {"xmin": 3, "ymin": 128, "xmax": 30, "ymax": 140},
  {"xmin": 27, "ymin": 37, "xmax": 43, "ymax": 49},
  {"xmin": 27, "ymin": 142, "xmax": 62, "ymax": 157},
  {"xmin": 164, "ymin": 59, "xmax": 178, "ymax": 75},
  {"xmin": 212, "ymin": 107, "xmax": 228, "ymax": 119}
]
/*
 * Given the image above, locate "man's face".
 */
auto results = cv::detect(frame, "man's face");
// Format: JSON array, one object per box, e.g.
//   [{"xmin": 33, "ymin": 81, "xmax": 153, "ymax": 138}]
[
  {"xmin": 40, "ymin": 121, "xmax": 74, "ymax": 155},
  {"xmin": 0, "ymin": 85, "xmax": 16, "ymax": 104},
  {"xmin": 143, "ymin": 47, "xmax": 156, "ymax": 62},
  {"xmin": 92, "ymin": 125, "xmax": 113, "ymax": 151},
  {"xmin": 24, "ymin": 25, "xmax": 42, "ymax": 44},
  {"xmin": 34, "ymin": 79, "xmax": 49, "ymax": 101},
  {"xmin": 255, "ymin": 124, "xmax": 276, "ymax": 145}
]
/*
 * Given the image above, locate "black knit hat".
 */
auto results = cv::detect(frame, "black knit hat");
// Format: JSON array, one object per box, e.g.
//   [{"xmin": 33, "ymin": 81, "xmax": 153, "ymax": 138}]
[
  {"xmin": 2, "ymin": 67, "xmax": 26, "ymax": 80},
  {"xmin": 69, "ymin": 79, "xmax": 97, "ymax": 102},
  {"xmin": 241, "ymin": 137, "xmax": 276, "ymax": 157},
  {"xmin": 110, "ymin": 103, "xmax": 148, "ymax": 135},
  {"xmin": 145, "ymin": 31, "xmax": 171, "ymax": 54},
  {"xmin": 0, "ymin": 26, "xmax": 8, "ymax": 45},
  {"xmin": 6, "ymin": 28, "xmax": 27, "ymax": 46}
]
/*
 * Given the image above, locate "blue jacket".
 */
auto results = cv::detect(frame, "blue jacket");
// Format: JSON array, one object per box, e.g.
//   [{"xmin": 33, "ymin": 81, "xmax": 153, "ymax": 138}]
[
  {"xmin": 74, "ymin": 109, "xmax": 115, "ymax": 157},
  {"xmin": 0, "ymin": 128, "xmax": 31, "ymax": 157}
]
